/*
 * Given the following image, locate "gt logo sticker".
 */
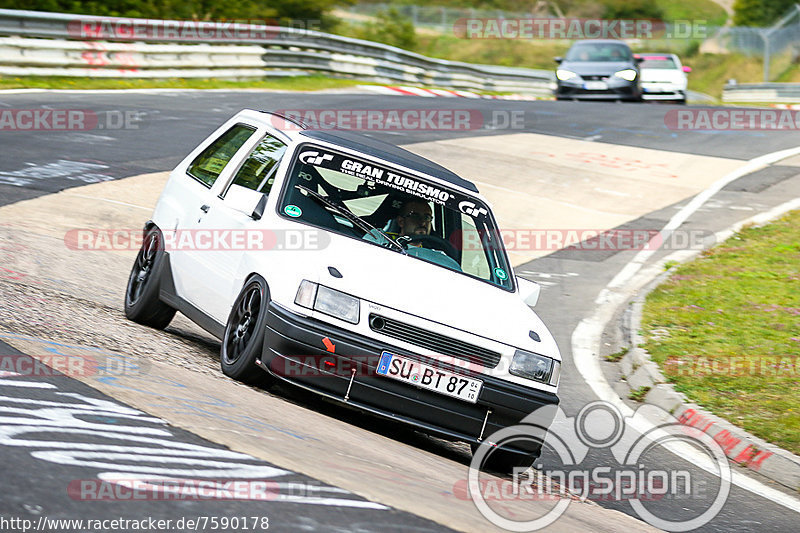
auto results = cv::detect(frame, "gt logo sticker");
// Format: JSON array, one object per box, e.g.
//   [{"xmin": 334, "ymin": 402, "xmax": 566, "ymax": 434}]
[
  {"xmin": 298, "ymin": 151, "xmax": 334, "ymax": 166},
  {"xmin": 458, "ymin": 200, "xmax": 488, "ymax": 218}
]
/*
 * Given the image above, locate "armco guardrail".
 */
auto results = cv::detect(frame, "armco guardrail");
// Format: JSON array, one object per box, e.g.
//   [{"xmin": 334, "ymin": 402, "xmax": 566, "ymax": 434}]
[
  {"xmin": 0, "ymin": 9, "xmax": 555, "ymax": 94},
  {"xmin": 723, "ymin": 82, "xmax": 800, "ymax": 103}
]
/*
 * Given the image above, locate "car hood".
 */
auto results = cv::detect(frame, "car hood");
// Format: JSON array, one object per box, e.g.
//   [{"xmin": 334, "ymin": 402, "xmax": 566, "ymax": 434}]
[
  {"xmin": 294, "ymin": 234, "xmax": 559, "ymax": 359},
  {"xmin": 559, "ymin": 61, "xmax": 635, "ymax": 76}
]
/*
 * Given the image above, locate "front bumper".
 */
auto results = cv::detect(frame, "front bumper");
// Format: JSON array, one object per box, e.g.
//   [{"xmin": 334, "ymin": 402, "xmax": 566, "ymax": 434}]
[
  {"xmin": 556, "ymin": 79, "xmax": 641, "ymax": 101},
  {"xmin": 259, "ymin": 303, "xmax": 559, "ymax": 453},
  {"xmin": 641, "ymin": 86, "xmax": 686, "ymax": 101}
]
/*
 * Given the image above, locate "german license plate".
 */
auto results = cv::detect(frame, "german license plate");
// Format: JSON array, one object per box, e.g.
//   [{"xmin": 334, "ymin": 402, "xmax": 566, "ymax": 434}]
[
  {"xmin": 584, "ymin": 81, "xmax": 608, "ymax": 90},
  {"xmin": 376, "ymin": 351, "xmax": 482, "ymax": 403}
]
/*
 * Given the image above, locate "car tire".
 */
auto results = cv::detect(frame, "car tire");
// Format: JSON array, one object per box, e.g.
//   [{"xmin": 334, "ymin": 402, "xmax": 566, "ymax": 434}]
[
  {"xmin": 221, "ymin": 275, "xmax": 270, "ymax": 384},
  {"xmin": 124, "ymin": 227, "xmax": 176, "ymax": 329}
]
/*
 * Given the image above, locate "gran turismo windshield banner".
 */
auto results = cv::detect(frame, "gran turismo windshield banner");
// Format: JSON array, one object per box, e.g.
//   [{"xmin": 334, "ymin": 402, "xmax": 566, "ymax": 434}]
[{"xmin": 295, "ymin": 146, "xmax": 490, "ymax": 221}]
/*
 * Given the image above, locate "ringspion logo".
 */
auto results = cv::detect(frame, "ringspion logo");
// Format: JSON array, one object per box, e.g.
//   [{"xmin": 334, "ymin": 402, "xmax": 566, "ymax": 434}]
[{"xmin": 465, "ymin": 401, "xmax": 731, "ymax": 531}]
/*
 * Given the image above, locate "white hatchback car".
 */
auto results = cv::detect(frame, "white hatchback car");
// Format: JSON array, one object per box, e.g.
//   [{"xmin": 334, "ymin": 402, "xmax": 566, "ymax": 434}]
[
  {"xmin": 124, "ymin": 109, "xmax": 561, "ymax": 469},
  {"xmin": 636, "ymin": 53, "xmax": 691, "ymax": 103}
]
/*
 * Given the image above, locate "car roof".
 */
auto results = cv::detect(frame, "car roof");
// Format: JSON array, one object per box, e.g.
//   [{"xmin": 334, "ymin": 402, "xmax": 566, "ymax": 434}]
[{"xmin": 259, "ymin": 111, "xmax": 479, "ymax": 193}]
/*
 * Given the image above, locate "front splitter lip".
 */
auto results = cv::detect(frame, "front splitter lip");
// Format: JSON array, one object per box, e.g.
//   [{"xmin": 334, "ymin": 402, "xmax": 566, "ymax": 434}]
[{"xmin": 258, "ymin": 302, "xmax": 559, "ymax": 454}]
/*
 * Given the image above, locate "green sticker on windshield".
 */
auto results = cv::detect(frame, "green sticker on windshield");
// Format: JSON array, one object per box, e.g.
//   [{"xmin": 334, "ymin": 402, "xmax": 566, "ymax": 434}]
[
  {"xmin": 494, "ymin": 268, "xmax": 508, "ymax": 280},
  {"xmin": 284, "ymin": 205, "xmax": 302, "ymax": 218}
]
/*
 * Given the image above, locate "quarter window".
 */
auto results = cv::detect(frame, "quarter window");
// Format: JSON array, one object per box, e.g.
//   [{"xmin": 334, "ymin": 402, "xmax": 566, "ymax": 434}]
[
  {"xmin": 229, "ymin": 135, "xmax": 287, "ymax": 195},
  {"xmin": 187, "ymin": 124, "xmax": 255, "ymax": 187}
]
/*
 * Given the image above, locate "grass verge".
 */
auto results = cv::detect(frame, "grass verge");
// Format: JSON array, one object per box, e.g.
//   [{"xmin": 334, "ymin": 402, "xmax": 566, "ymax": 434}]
[
  {"xmin": 641, "ymin": 210, "xmax": 800, "ymax": 455},
  {"xmin": 0, "ymin": 75, "xmax": 366, "ymax": 91}
]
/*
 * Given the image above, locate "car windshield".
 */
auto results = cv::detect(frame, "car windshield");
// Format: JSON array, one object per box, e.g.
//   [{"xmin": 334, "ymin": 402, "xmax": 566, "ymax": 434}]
[
  {"xmin": 566, "ymin": 42, "xmax": 632, "ymax": 62},
  {"xmin": 279, "ymin": 144, "xmax": 514, "ymax": 290},
  {"xmin": 638, "ymin": 56, "xmax": 677, "ymax": 69}
]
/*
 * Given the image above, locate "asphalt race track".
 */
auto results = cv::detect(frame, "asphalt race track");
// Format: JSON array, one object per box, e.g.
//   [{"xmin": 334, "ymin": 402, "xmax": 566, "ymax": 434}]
[{"xmin": 1, "ymin": 90, "xmax": 799, "ymax": 532}]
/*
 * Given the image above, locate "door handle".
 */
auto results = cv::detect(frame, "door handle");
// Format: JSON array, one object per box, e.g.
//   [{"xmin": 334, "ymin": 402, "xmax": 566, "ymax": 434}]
[{"xmin": 200, "ymin": 204, "xmax": 210, "ymax": 213}]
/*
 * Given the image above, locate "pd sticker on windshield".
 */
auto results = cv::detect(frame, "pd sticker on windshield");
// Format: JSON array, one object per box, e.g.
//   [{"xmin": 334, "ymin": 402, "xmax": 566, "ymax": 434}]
[
  {"xmin": 494, "ymin": 268, "xmax": 508, "ymax": 280},
  {"xmin": 284, "ymin": 205, "xmax": 302, "ymax": 217}
]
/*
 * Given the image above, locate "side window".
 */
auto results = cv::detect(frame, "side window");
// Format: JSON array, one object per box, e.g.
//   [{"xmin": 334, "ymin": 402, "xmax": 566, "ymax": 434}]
[
  {"xmin": 187, "ymin": 124, "xmax": 255, "ymax": 187},
  {"xmin": 228, "ymin": 134, "xmax": 287, "ymax": 195}
]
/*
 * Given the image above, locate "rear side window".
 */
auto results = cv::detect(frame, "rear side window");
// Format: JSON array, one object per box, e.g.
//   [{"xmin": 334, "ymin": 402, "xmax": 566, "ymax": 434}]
[
  {"xmin": 187, "ymin": 124, "xmax": 255, "ymax": 187},
  {"xmin": 228, "ymin": 134, "xmax": 287, "ymax": 195}
]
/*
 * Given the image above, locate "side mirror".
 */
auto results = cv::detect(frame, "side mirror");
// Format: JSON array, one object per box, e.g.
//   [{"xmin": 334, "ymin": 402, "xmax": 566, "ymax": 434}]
[
  {"xmin": 554, "ymin": 56, "xmax": 563, "ymax": 64},
  {"xmin": 634, "ymin": 56, "xmax": 644, "ymax": 64},
  {"xmin": 517, "ymin": 277, "xmax": 541, "ymax": 307},
  {"xmin": 682, "ymin": 66, "xmax": 692, "ymax": 73},
  {"xmin": 251, "ymin": 194, "xmax": 267, "ymax": 220}
]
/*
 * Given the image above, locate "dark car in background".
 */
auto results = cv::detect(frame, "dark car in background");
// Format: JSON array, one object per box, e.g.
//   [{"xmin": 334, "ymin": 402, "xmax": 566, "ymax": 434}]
[{"xmin": 555, "ymin": 40, "xmax": 642, "ymax": 101}]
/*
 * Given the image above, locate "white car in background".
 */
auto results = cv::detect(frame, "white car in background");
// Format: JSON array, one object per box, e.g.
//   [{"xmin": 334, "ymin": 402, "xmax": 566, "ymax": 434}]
[
  {"xmin": 635, "ymin": 53, "xmax": 691, "ymax": 104},
  {"xmin": 123, "ymin": 109, "xmax": 561, "ymax": 472}
]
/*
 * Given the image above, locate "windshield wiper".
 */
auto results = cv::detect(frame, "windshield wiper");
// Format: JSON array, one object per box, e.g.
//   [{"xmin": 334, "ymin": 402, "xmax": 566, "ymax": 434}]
[{"xmin": 294, "ymin": 184, "xmax": 407, "ymax": 255}]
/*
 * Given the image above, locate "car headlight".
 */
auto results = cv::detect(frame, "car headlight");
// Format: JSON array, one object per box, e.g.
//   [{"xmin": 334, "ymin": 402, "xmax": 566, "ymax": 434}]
[
  {"xmin": 556, "ymin": 69, "xmax": 578, "ymax": 81},
  {"xmin": 509, "ymin": 349, "xmax": 560, "ymax": 386},
  {"xmin": 614, "ymin": 69, "xmax": 637, "ymax": 81},
  {"xmin": 295, "ymin": 280, "xmax": 360, "ymax": 324}
]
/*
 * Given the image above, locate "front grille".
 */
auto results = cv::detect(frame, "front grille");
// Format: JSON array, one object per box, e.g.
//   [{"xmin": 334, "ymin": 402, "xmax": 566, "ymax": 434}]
[
  {"xmin": 368, "ymin": 314, "xmax": 502, "ymax": 369},
  {"xmin": 582, "ymin": 75, "xmax": 608, "ymax": 81}
]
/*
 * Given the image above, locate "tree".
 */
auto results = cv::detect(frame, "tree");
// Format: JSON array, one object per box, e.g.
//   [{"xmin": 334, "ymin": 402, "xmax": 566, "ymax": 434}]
[
  {"xmin": 359, "ymin": 7, "xmax": 417, "ymax": 49},
  {"xmin": 601, "ymin": 0, "xmax": 664, "ymax": 20},
  {"xmin": 733, "ymin": 0, "xmax": 797, "ymax": 27}
]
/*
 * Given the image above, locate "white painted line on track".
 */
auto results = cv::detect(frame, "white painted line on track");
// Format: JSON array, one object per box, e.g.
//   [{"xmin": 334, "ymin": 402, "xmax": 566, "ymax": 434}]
[
  {"xmin": 571, "ymin": 145, "xmax": 800, "ymax": 513},
  {"xmin": 608, "ymin": 145, "xmax": 800, "ymax": 290},
  {"xmin": 594, "ymin": 188, "xmax": 630, "ymax": 197},
  {"xmin": 0, "ymin": 378, "xmax": 55, "ymax": 388}
]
